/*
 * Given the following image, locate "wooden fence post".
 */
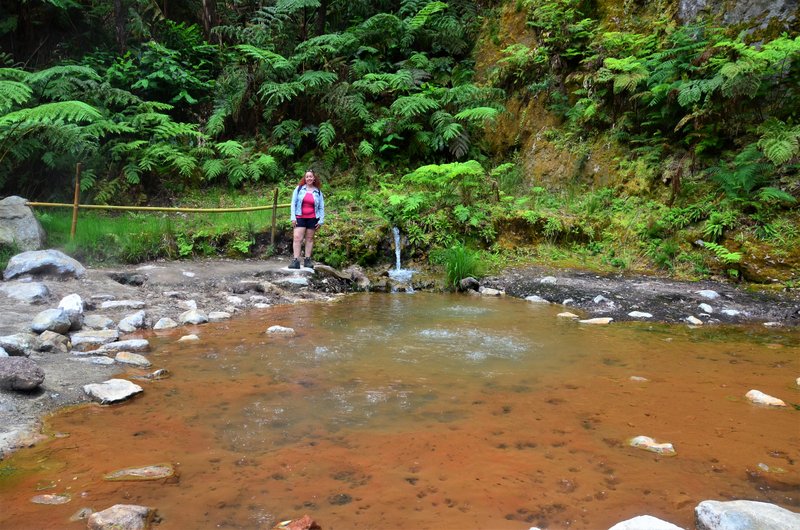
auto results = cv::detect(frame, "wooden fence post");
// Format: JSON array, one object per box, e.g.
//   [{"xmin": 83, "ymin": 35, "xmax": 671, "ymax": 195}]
[
  {"xmin": 70, "ymin": 163, "xmax": 82, "ymax": 241},
  {"xmin": 270, "ymin": 188, "xmax": 279, "ymax": 247}
]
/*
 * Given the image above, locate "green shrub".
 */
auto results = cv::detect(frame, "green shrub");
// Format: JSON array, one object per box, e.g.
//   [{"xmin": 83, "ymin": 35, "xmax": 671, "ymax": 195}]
[{"xmin": 434, "ymin": 243, "xmax": 485, "ymax": 289}]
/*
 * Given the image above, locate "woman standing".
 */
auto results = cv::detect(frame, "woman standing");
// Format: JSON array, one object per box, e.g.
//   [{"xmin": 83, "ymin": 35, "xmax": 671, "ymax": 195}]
[{"xmin": 289, "ymin": 169, "xmax": 325, "ymax": 269}]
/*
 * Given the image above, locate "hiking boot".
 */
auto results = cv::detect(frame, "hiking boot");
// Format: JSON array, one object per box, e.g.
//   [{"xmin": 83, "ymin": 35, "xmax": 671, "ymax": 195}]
[
  {"xmin": 304, "ymin": 257, "xmax": 314, "ymax": 269},
  {"xmin": 288, "ymin": 258, "xmax": 300, "ymax": 269}
]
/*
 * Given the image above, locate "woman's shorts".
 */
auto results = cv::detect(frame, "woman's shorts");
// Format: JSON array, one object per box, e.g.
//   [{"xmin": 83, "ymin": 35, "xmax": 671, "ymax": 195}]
[{"xmin": 295, "ymin": 218, "xmax": 319, "ymax": 229}]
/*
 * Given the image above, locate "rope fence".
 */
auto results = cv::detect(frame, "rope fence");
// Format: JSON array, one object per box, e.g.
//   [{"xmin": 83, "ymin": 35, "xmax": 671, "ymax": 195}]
[{"xmin": 26, "ymin": 164, "xmax": 291, "ymax": 245}]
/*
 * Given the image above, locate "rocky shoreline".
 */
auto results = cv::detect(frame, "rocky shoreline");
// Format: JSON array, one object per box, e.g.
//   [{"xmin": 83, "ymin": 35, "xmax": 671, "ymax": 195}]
[{"xmin": 1, "ymin": 250, "xmax": 799, "ymax": 529}]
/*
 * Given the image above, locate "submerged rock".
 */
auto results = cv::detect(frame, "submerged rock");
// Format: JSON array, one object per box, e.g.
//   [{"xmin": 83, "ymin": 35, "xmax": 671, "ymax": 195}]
[
  {"xmin": 695, "ymin": 499, "xmax": 800, "ymax": 530},
  {"xmin": 579, "ymin": 317, "xmax": 613, "ymax": 325},
  {"xmin": 104, "ymin": 463, "xmax": 175, "ymax": 482},
  {"xmin": 557, "ymin": 312, "xmax": 579, "ymax": 319},
  {"xmin": 274, "ymin": 515, "xmax": 321, "ymax": 530},
  {"xmin": 745, "ymin": 389, "xmax": 787, "ymax": 407},
  {"xmin": 30, "ymin": 493, "xmax": 71, "ymax": 505},
  {"xmin": 87, "ymin": 504, "xmax": 155, "ymax": 530},
  {"xmin": 629, "ymin": 435, "xmax": 676, "ymax": 456},
  {"xmin": 267, "ymin": 325, "xmax": 296, "ymax": 336},
  {"xmin": 608, "ymin": 514, "xmax": 683, "ymax": 529}
]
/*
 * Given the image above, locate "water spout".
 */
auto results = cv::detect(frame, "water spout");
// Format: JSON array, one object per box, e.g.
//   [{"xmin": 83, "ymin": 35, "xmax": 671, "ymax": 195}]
[{"xmin": 388, "ymin": 226, "xmax": 415, "ymax": 287}]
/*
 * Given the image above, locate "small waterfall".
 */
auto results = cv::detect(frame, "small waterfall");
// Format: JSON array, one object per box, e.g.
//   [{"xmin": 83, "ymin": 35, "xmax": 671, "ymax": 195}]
[{"xmin": 388, "ymin": 226, "xmax": 415, "ymax": 288}]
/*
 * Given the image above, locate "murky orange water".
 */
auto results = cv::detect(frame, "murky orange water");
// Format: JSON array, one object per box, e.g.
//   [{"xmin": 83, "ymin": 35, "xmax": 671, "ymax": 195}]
[{"xmin": 1, "ymin": 293, "xmax": 798, "ymax": 529}]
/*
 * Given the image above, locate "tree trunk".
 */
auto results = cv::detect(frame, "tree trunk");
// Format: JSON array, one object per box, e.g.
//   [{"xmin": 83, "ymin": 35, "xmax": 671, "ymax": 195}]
[
  {"xmin": 114, "ymin": 0, "xmax": 126, "ymax": 54},
  {"xmin": 315, "ymin": 0, "xmax": 328, "ymax": 36}
]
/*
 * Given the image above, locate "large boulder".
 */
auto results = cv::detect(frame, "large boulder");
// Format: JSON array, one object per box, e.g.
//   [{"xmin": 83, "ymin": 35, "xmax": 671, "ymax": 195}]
[
  {"xmin": 0, "ymin": 357, "xmax": 45, "ymax": 391},
  {"xmin": 3, "ymin": 249, "xmax": 86, "ymax": 280},
  {"xmin": 31, "ymin": 308, "xmax": 72, "ymax": 334},
  {"xmin": 696, "ymin": 499, "xmax": 800, "ymax": 530},
  {"xmin": 0, "ymin": 281, "xmax": 50, "ymax": 304},
  {"xmin": 0, "ymin": 333, "xmax": 41, "ymax": 356},
  {"xmin": 0, "ymin": 196, "xmax": 45, "ymax": 251}
]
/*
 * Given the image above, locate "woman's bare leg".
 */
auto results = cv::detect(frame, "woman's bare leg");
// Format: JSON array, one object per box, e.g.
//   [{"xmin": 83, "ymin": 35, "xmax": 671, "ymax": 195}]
[
  {"xmin": 293, "ymin": 227, "xmax": 306, "ymax": 259},
  {"xmin": 304, "ymin": 228, "xmax": 316, "ymax": 258}
]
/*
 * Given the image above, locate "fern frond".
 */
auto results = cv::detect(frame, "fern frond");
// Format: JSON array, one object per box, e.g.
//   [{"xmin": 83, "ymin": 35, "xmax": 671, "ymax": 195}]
[
  {"xmin": 297, "ymin": 70, "xmax": 339, "ymax": 89},
  {"xmin": 258, "ymin": 81, "xmax": 304, "ymax": 106},
  {"xmin": 316, "ymin": 121, "xmax": 335, "ymax": 149},
  {"xmin": 757, "ymin": 118, "xmax": 800, "ymax": 166},
  {"xmin": 0, "ymin": 80, "xmax": 32, "ymax": 113},
  {"xmin": 152, "ymin": 121, "xmax": 205, "ymax": 140},
  {"xmin": 455, "ymin": 106, "xmax": 499, "ymax": 123},
  {"xmin": 757, "ymin": 187, "xmax": 797, "ymax": 204},
  {"xmin": 358, "ymin": 140, "xmax": 374, "ymax": 157},
  {"xmin": 0, "ymin": 100, "xmax": 101, "ymax": 126},
  {"xmin": 235, "ymin": 45, "xmax": 294, "ymax": 73},
  {"xmin": 202, "ymin": 158, "xmax": 225, "ymax": 180},
  {"xmin": 216, "ymin": 140, "xmax": 245, "ymax": 158},
  {"xmin": 408, "ymin": 1, "xmax": 448, "ymax": 30},
  {"xmin": 391, "ymin": 94, "xmax": 440, "ymax": 118},
  {"xmin": 268, "ymin": 144, "xmax": 294, "ymax": 157}
]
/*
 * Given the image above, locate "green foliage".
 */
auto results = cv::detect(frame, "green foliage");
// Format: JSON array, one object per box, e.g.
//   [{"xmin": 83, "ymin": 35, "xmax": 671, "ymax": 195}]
[
  {"xmin": 702, "ymin": 241, "xmax": 742, "ymax": 264},
  {"xmin": 432, "ymin": 242, "xmax": 485, "ymax": 288}
]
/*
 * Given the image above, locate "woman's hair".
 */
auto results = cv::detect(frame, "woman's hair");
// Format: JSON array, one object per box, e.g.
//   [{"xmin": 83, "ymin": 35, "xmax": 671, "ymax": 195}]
[{"xmin": 297, "ymin": 169, "xmax": 321, "ymax": 188}]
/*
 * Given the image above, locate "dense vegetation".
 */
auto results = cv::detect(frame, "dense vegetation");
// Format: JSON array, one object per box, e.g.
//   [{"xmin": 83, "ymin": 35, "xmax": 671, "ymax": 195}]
[{"xmin": 1, "ymin": 0, "xmax": 798, "ymax": 285}]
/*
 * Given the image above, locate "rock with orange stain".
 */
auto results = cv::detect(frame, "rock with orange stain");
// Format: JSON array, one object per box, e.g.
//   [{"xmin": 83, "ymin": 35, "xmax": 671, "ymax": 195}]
[
  {"xmin": 104, "ymin": 463, "xmax": 176, "ymax": 482},
  {"xmin": 87, "ymin": 504, "xmax": 155, "ymax": 530},
  {"xmin": 274, "ymin": 515, "xmax": 321, "ymax": 530}
]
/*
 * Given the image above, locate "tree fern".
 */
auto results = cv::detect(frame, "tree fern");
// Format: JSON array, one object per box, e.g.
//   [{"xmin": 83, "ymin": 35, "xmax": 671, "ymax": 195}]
[
  {"xmin": 216, "ymin": 140, "xmax": 245, "ymax": 158},
  {"xmin": 235, "ymin": 45, "xmax": 293, "ymax": 73}
]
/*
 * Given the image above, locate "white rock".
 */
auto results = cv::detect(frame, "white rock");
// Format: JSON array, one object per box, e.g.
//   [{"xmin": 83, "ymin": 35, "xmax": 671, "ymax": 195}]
[
  {"xmin": 696, "ymin": 289, "xmax": 720, "ymax": 300},
  {"xmin": 179, "ymin": 299, "xmax": 197, "ymax": 310},
  {"xmin": 630, "ymin": 376, "xmax": 649, "ymax": 382},
  {"xmin": 83, "ymin": 315, "xmax": 115, "ymax": 330},
  {"xmin": 695, "ymin": 499, "xmax": 800, "ymax": 530},
  {"xmin": 0, "ymin": 347, "xmax": 7, "ymax": 357},
  {"xmin": 253, "ymin": 303, "xmax": 271, "ymax": 309},
  {"xmin": 3, "ymin": 249, "xmax": 85, "ymax": 280},
  {"xmin": 249, "ymin": 295, "xmax": 270, "ymax": 304},
  {"xmin": 153, "ymin": 317, "xmax": 179, "ymax": 330},
  {"xmin": 562, "ymin": 298, "xmax": 574, "ymax": 305},
  {"xmin": 629, "ymin": 435, "xmax": 676, "ymax": 456},
  {"xmin": 745, "ymin": 389, "xmax": 787, "ymax": 407},
  {"xmin": 70, "ymin": 329, "xmax": 120, "ymax": 351},
  {"xmin": 83, "ymin": 379, "xmax": 143, "ymax": 404},
  {"xmin": 267, "ymin": 325, "xmax": 296, "ymax": 336},
  {"xmin": 182, "ymin": 271, "xmax": 196, "ymax": 278},
  {"xmin": 720, "ymin": 309, "xmax": 741, "ymax": 317},
  {"xmin": 0, "ymin": 281, "xmax": 51, "ymax": 303},
  {"xmin": 686, "ymin": 316, "xmax": 703, "ymax": 325},
  {"xmin": 579, "ymin": 317, "xmax": 613, "ymax": 325},
  {"xmin": 208, "ymin": 311, "xmax": 232, "ymax": 321},
  {"xmin": 699, "ymin": 303, "xmax": 714, "ymax": 314},
  {"xmin": 58, "ymin": 294, "xmax": 84, "ymax": 314},
  {"xmin": 100, "ymin": 300, "xmax": 145, "ymax": 310},
  {"xmin": 226, "ymin": 295, "xmax": 244, "ymax": 306},
  {"xmin": 593, "ymin": 295, "xmax": 610, "ymax": 304},
  {"xmin": 608, "ymin": 514, "xmax": 684, "ymax": 530},
  {"xmin": 118, "ymin": 310, "xmax": 147, "ymax": 333},
  {"xmin": 115, "ymin": 352, "xmax": 151, "ymax": 368},
  {"xmin": 179, "ymin": 309, "xmax": 208, "ymax": 325},
  {"xmin": 557, "ymin": 312, "xmax": 579, "ymax": 319},
  {"xmin": 478, "ymin": 287, "xmax": 504, "ymax": 296},
  {"xmin": 628, "ymin": 311, "xmax": 653, "ymax": 319},
  {"xmin": 87, "ymin": 504, "xmax": 155, "ymax": 529},
  {"xmin": 31, "ymin": 308, "xmax": 71, "ymax": 334},
  {"xmin": 539, "ymin": 276, "xmax": 557, "ymax": 284},
  {"xmin": 525, "ymin": 295, "xmax": 549, "ymax": 303},
  {"xmin": 763, "ymin": 321, "xmax": 782, "ymax": 327},
  {"xmin": 101, "ymin": 339, "xmax": 150, "ymax": 353},
  {"xmin": 178, "ymin": 334, "xmax": 200, "ymax": 342}
]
